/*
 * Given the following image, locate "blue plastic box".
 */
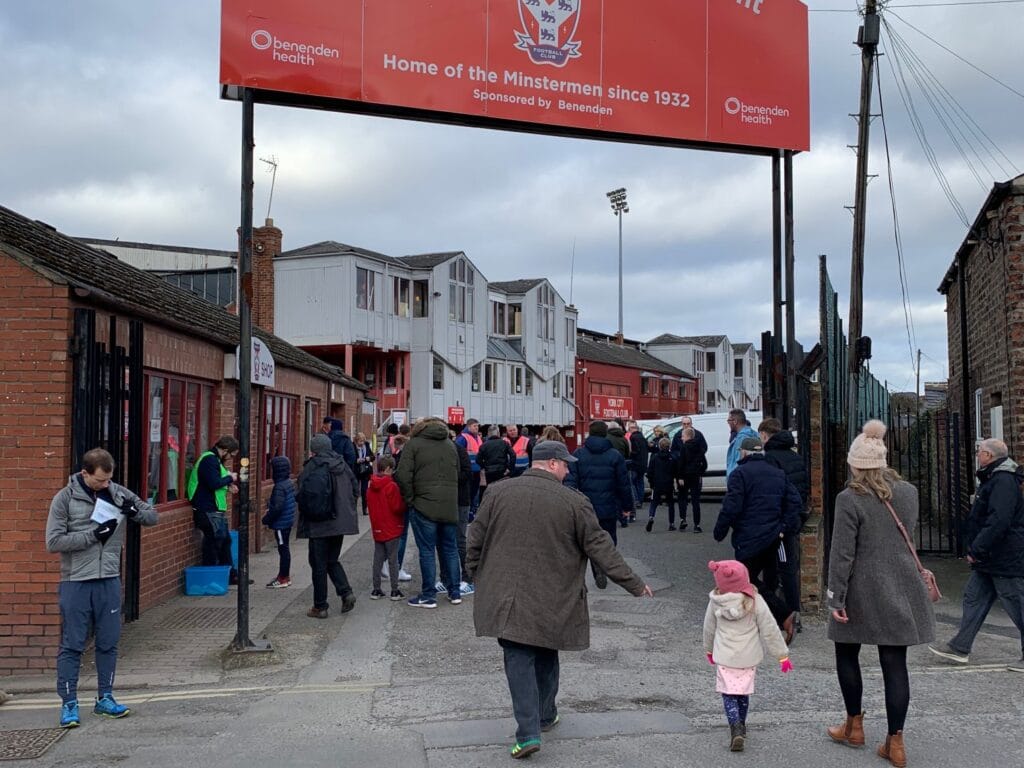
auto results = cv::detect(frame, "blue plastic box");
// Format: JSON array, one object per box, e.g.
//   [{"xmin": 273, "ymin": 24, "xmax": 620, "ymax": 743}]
[{"xmin": 184, "ymin": 565, "xmax": 231, "ymax": 596}]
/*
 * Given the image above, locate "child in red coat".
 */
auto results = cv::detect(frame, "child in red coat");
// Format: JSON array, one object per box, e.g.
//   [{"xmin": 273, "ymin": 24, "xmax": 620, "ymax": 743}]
[{"xmin": 366, "ymin": 456, "xmax": 407, "ymax": 600}]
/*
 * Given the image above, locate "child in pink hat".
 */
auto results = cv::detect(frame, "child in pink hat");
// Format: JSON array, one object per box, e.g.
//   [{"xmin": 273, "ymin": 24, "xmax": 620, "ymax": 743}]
[{"xmin": 703, "ymin": 560, "xmax": 793, "ymax": 753}]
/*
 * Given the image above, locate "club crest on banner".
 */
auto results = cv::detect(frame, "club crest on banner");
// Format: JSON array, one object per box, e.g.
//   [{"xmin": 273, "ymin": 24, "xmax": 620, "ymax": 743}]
[{"xmin": 515, "ymin": 0, "xmax": 582, "ymax": 67}]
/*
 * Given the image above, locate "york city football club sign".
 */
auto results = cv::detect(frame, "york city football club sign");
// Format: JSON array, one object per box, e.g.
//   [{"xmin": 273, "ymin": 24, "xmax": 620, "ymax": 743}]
[{"xmin": 516, "ymin": 0, "xmax": 582, "ymax": 67}]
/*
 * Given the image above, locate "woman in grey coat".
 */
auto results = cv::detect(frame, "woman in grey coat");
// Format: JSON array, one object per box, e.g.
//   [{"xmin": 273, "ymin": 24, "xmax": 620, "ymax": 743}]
[{"xmin": 826, "ymin": 420, "xmax": 935, "ymax": 768}]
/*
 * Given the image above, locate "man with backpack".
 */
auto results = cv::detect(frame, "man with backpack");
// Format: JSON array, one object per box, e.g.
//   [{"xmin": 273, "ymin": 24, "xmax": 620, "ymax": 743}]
[{"xmin": 297, "ymin": 434, "xmax": 360, "ymax": 619}]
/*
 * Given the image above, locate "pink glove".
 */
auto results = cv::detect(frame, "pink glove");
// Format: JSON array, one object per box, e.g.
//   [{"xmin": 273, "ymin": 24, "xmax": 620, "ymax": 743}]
[
  {"xmin": 780, "ymin": 657, "xmax": 793, "ymax": 673},
  {"xmin": 706, "ymin": 653, "xmax": 715, "ymax": 665}
]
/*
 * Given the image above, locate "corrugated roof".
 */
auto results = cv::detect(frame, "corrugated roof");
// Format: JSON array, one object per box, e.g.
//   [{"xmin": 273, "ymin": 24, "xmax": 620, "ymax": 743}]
[
  {"xmin": 78, "ymin": 237, "xmax": 237, "ymax": 260},
  {"xmin": 577, "ymin": 337, "xmax": 694, "ymax": 378},
  {"xmin": 647, "ymin": 333, "xmax": 687, "ymax": 345},
  {"xmin": 280, "ymin": 240, "xmax": 403, "ymax": 266},
  {"xmin": 0, "ymin": 205, "xmax": 366, "ymax": 391},
  {"xmin": 398, "ymin": 251, "xmax": 462, "ymax": 268},
  {"xmin": 487, "ymin": 337, "xmax": 526, "ymax": 363},
  {"xmin": 490, "ymin": 278, "xmax": 544, "ymax": 294}
]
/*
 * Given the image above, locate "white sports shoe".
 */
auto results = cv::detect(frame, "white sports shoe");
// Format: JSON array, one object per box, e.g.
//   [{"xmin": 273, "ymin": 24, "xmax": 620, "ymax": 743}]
[{"xmin": 398, "ymin": 569, "xmax": 412, "ymax": 582}]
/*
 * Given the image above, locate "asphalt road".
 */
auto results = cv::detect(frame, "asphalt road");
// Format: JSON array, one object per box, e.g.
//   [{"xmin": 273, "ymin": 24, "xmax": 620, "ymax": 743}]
[{"xmin": 2, "ymin": 501, "xmax": 1021, "ymax": 767}]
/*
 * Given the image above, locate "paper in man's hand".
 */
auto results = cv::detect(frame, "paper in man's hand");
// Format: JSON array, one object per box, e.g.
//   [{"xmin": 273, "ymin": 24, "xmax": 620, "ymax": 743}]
[{"xmin": 91, "ymin": 498, "xmax": 122, "ymax": 524}]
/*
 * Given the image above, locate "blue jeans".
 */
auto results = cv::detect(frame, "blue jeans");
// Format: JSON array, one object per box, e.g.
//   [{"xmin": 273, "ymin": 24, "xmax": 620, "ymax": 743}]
[
  {"xmin": 439, "ymin": 506, "xmax": 471, "ymax": 588},
  {"xmin": 499, "ymin": 638, "xmax": 560, "ymax": 742},
  {"xmin": 949, "ymin": 571, "xmax": 1024, "ymax": 655},
  {"xmin": 410, "ymin": 507, "xmax": 460, "ymax": 600},
  {"xmin": 630, "ymin": 467, "xmax": 645, "ymax": 506},
  {"xmin": 396, "ymin": 509, "xmax": 410, "ymax": 571},
  {"xmin": 57, "ymin": 578, "xmax": 122, "ymax": 704},
  {"xmin": 647, "ymin": 488, "xmax": 675, "ymax": 525}
]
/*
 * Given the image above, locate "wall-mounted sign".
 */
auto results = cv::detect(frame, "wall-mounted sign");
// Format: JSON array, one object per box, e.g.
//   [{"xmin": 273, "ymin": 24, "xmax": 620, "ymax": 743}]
[
  {"xmin": 228, "ymin": 338, "xmax": 277, "ymax": 386},
  {"xmin": 448, "ymin": 406, "xmax": 465, "ymax": 425},
  {"xmin": 392, "ymin": 410, "xmax": 408, "ymax": 428},
  {"xmin": 251, "ymin": 338, "xmax": 276, "ymax": 387},
  {"xmin": 220, "ymin": 0, "xmax": 809, "ymax": 153},
  {"xmin": 590, "ymin": 395, "xmax": 633, "ymax": 420}
]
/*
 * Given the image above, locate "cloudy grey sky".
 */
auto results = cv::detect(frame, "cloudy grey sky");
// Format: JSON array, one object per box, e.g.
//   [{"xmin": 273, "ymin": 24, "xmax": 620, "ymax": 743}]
[{"xmin": 3, "ymin": 1, "xmax": 1022, "ymax": 393}]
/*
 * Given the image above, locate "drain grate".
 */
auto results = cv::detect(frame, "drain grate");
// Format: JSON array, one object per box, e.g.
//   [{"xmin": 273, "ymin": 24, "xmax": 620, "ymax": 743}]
[
  {"xmin": 590, "ymin": 599, "xmax": 663, "ymax": 615},
  {"xmin": 156, "ymin": 607, "xmax": 237, "ymax": 630},
  {"xmin": 0, "ymin": 729, "xmax": 67, "ymax": 761}
]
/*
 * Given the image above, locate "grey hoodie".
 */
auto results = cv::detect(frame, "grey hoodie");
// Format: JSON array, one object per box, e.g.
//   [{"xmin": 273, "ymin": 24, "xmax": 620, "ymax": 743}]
[
  {"xmin": 45, "ymin": 475, "xmax": 158, "ymax": 581},
  {"xmin": 702, "ymin": 589, "xmax": 789, "ymax": 668}
]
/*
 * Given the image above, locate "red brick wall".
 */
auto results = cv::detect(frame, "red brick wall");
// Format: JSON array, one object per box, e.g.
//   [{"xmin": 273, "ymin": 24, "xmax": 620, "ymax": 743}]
[
  {"xmin": 944, "ymin": 189, "xmax": 1024, "ymax": 499},
  {"xmin": 0, "ymin": 257, "xmax": 72, "ymax": 674}
]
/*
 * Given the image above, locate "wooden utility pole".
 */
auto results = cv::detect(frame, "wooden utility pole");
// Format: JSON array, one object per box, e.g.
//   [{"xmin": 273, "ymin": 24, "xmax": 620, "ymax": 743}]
[{"xmin": 847, "ymin": 0, "xmax": 880, "ymax": 440}]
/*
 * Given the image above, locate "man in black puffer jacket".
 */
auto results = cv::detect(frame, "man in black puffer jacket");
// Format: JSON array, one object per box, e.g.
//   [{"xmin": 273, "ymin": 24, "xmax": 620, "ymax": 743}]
[
  {"xmin": 567, "ymin": 421, "xmax": 634, "ymax": 588},
  {"xmin": 759, "ymin": 418, "xmax": 809, "ymax": 620},
  {"xmin": 477, "ymin": 425, "xmax": 516, "ymax": 499},
  {"xmin": 931, "ymin": 438, "xmax": 1024, "ymax": 668},
  {"xmin": 714, "ymin": 436, "xmax": 803, "ymax": 638}
]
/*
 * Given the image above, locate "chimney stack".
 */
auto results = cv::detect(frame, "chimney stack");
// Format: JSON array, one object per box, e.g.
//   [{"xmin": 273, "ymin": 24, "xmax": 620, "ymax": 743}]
[{"xmin": 250, "ymin": 218, "xmax": 282, "ymax": 334}]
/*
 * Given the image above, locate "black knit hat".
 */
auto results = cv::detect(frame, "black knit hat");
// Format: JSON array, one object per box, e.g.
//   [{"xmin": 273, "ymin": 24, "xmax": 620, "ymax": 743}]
[{"xmin": 588, "ymin": 420, "xmax": 608, "ymax": 437}]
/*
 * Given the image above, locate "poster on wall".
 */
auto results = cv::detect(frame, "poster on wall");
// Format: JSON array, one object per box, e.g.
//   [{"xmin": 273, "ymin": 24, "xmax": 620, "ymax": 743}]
[{"xmin": 590, "ymin": 395, "xmax": 633, "ymax": 420}]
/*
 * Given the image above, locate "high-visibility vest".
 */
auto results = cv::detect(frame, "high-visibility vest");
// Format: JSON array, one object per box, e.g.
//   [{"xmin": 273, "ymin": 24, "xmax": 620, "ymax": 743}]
[
  {"xmin": 461, "ymin": 431, "xmax": 482, "ymax": 471},
  {"xmin": 186, "ymin": 450, "xmax": 230, "ymax": 511},
  {"xmin": 505, "ymin": 436, "xmax": 531, "ymax": 469}
]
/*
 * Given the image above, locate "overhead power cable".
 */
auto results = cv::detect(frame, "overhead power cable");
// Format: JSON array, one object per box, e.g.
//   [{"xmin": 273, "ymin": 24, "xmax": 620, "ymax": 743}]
[
  {"xmin": 879, "ymin": 22, "xmax": 971, "ymax": 226},
  {"xmin": 875, "ymin": 61, "xmax": 918, "ymax": 373},
  {"xmin": 885, "ymin": 9, "xmax": 1024, "ymax": 100}
]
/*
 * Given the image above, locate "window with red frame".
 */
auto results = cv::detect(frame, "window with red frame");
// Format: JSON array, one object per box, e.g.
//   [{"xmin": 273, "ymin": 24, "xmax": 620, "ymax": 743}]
[
  {"xmin": 263, "ymin": 393, "xmax": 298, "ymax": 479},
  {"xmin": 144, "ymin": 373, "xmax": 213, "ymax": 505}
]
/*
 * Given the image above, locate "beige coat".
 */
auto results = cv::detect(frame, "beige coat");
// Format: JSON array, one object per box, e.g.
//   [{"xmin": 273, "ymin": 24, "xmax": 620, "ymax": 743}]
[
  {"xmin": 702, "ymin": 590, "xmax": 789, "ymax": 668},
  {"xmin": 466, "ymin": 468, "xmax": 646, "ymax": 651}
]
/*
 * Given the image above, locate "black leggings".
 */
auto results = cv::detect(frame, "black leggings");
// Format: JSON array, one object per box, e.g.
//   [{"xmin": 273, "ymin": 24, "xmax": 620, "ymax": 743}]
[{"xmin": 835, "ymin": 643, "xmax": 910, "ymax": 735}]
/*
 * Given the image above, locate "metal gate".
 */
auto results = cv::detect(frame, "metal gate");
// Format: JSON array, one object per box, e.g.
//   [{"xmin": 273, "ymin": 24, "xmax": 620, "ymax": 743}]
[
  {"xmin": 70, "ymin": 309, "xmax": 145, "ymax": 620},
  {"xmin": 887, "ymin": 405, "xmax": 963, "ymax": 554}
]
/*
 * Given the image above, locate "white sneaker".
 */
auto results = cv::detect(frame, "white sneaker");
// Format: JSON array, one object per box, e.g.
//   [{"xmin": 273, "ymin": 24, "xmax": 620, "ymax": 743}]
[
  {"xmin": 398, "ymin": 569, "xmax": 412, "ymax": 582},
  {"xmin": 434, "ymin": 581, "xmax": 446, "ymax": 593},
  {"xmin": 459, "ymin": 581, "xmax": 475, "ymax": 596}
]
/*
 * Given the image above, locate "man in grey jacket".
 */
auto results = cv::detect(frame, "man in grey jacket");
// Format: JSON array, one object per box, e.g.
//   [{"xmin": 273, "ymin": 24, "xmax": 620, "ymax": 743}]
[
  {"xmin": 467, "ymin": 440, "xmax": 653, "ymax": 759},
  {"xmin": 45, "ymin": 447, "xmax": 158, "ymax": 728},
  {"xmin": 930, "ymin": 438, "xmax": 1024, "ymax": 669}
]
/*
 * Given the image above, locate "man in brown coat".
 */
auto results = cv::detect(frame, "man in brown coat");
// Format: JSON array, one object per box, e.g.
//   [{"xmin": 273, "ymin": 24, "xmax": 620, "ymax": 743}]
[{"xmin": 466, "ymin": 440, "xmax": 653, "ymax": 759}]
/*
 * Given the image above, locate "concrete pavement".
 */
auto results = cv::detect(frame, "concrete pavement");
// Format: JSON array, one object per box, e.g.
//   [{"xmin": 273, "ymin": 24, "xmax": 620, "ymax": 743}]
[{"xmin": 1, "ymin": 503, "xmax": 1022, "ymax": 767}]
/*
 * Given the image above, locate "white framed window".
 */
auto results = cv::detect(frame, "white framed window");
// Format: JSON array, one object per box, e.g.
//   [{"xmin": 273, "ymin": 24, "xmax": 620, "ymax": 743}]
[
  {"xmin": 432, "ymin": 356, "xmax": 444, "ymax": 390},
  {"xmin": 356, "ymin": 267, "xmax": 377, "ymax": 310},
  {"xmin": 471, "ymin": 364, "xmax": 481, "ymax": 393},
  {"xmin": 511, "ymin": 366, "xmax": 523, "ymax": 395},
  {"xmin": 565, "ymin": 373, "xmax": 575, "ymax": 401},
  {"xmin": 448, "ymin": 257, "xmax": 474, "ymax": 322},
  {"xmin": 525, "ymin": 370, "xmax": 533, "ymax": 396},
  {"xmin": 566, "ymin": 317, "xmax": 576, "ymax": 349},
  {"xmin": 393, "ymin": 277, "xmax": 410, "ymax": 317},
  {"xmin": 484, "ymin": 362, "xmax": 497, "ymax": 393},
  {"xmin": 553, "ymin": 373, "xmax": 560, "ymax": 398}
]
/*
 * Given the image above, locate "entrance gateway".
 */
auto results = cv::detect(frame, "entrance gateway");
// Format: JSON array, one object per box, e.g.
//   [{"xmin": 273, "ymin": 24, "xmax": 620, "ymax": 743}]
[{"xmin": 217, "ymin": 0, "xmax": 810, "ymax": 646}]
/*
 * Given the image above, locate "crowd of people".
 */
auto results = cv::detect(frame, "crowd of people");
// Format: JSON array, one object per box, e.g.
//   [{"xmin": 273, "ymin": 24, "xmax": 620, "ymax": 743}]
[{"xmin": 44, "ymin": 411, "xmax": 1024, "ymax": 767}]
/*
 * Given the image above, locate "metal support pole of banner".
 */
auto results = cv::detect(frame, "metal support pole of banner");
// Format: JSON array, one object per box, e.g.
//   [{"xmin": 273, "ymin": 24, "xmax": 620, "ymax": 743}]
[
  {"xmin": 771, "ymin": 153, "xmax": 784, "ymax": 423},
  {"xmin": 233, "ymin": 87, "xmax": 272, "ymax": 654},
  {"xmin": 783, "ymin": 150, "xmax": 796, "ymax": 429}
]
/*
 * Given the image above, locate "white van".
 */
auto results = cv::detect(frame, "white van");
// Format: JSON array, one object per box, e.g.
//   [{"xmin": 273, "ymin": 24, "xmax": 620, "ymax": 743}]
[{"xmin": 639, "ymin": 411, "xmax": 763, "ymax": 493}]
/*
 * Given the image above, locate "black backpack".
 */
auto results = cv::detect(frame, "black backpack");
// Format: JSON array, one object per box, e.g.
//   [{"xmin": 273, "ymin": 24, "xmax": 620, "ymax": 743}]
[{"xmin": 298, "ymin": 459, "xmax": 335, "ymax": 522}]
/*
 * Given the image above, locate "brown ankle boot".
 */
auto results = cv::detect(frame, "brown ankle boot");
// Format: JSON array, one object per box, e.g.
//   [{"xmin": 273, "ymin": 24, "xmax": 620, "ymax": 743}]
[
  {"xmin": 827, "ymin": 712, "xmax": 865, "ymax": 746},
  {"xmin": 877, "ymin": 731, "xmax": 907, "ymax": 767}
]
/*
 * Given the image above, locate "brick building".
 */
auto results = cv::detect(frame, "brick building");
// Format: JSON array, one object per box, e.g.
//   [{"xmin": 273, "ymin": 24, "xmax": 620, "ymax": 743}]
[
  {"xmin": 0, "ymin": 205, "xmax": 366, "ymax": 674},
  {"xmin": 572, "ymin": 329, "xmax": 698, "ymax": 447},
  {"xmin": 938, "ymin": 173, "xmax": 1024, "ymax": 475}
]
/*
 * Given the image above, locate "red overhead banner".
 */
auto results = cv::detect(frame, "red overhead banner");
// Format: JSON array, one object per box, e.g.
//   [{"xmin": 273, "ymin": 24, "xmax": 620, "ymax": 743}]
[{"xmin": 220, "ymin": 0, "xmax": 809, "ymax": 153}]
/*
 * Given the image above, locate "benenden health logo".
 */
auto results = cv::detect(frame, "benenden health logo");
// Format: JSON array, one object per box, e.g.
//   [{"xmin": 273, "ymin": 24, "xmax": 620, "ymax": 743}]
[
  {"xmin": 723, "ymin": 96, "xmax": 790, "ymax": 127},
  {"xmin": 250, "ymin": 29, "xmax": 339, "ymax": 67}
]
